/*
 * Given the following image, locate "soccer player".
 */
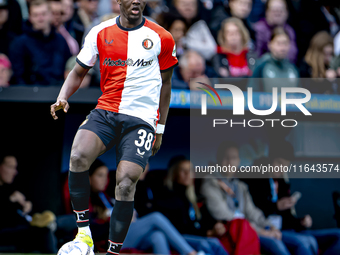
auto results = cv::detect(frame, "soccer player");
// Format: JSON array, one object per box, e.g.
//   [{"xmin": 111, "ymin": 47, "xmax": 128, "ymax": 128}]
[{"xmin": 50, "ymin": 0, "xmax": 178, "ymax": 252}]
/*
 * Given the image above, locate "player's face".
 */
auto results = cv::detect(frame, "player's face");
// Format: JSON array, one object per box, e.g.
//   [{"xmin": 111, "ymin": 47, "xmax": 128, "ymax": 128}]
[
  {"xmin": 90, "ymin": 166, "xmax": 109, "ymax": 192},
  {"xmin": 118, "ymin": 0, "xmax": 146, "ymax": 21},
  {"xmin": 176, "ymin": 160, "xmax": 193, "ymax": 187},
  {"xmin": 0, "ymin": 156, "xmax": 18, "ymax": 185}
]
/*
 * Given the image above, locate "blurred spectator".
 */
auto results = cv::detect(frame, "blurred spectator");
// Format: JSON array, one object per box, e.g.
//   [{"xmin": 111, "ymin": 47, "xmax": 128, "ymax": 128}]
[
  {"xmin": 335, "ymin": 30, "xmax": 340, "ymax": 56},
  {"xmin": 247, "ymin": 140, "xmax": 340, "ymax": 255},
  {"xmin": 0, "ymin": 53, "xmax": 12, "ymax": 87},
  {"xmin": 143, "ymin": 0, "xmax": 168, "ymax": 20},
  {"xmin": 16, "ymin": 0, "xmax": 29, "ymax": 20},
  {"xmin": 172, "ymin": 0, "xmax": 199, "ymax": 27},
  {"xmin": 185, "ymin": 19, "xmax": 217, "ymax": 60},
  {"xmin": 248, "ymin": 0, "xmax": 265, "ymax": 23},
  {"xmin": 171, "ymin": 0, "xmax": 216, "ymax": 60},
  {"xmin": 296, "ymin": 0, "xmax": 340, "ymax": 60},
  {"xmin": 200, "ymin": 141, "xmax": 317, "ymax": 255},
  {"xmin": 300, "ymin": 31, "xmax": 337, "ymax": 94},
  {"xmin": 9, "ymin": 0, "xmax": 71, "ymax": 86},
  {"xmin": 157, "ymin": 12, "xmax": 187, "ymax": 59},
  {"xmin": 331, "ymin": 54, "xmax": 340, "ymax": 80},
  {"xmin": 0, "ymin": 153, "xmax": 57, "ymax": 253},
  {"xmin": 155, "ymin": 156, "xmax": 229, "ymax": 255},
  {"xmin": 248, "ymin": 27, "xmax": 299, "ymax": 92},
  {"xmin": 253, "ymin": 0, "xmax": 297, "ymax": 63},
  {"xmin": 85, "ymin": 159, "xmax": 198, "ymax": 255},
  {"xmin": 97, "ymin": 0, "xmax": 120, "ymax": 17},
  {"xmin": 172, "ymin": 50, "xmax": 217, "ymax": 89},
  {"xmin": 212, "ymin": 17, "xmax": 256, "ymax": 78},
  {"xmin": 64, "ymin": 56, "xmax": 92, "ymax": 87},
  {"xmin": 72, "ymin": 0, "xmax": 98, "ymax": 47},
  {"xmin": 82, "ymin": 2, "xmax": 119, "ymax": 42},
  {"xmin": 0, "ymin": 0, "xmax": 22, "ymax": 56},
  {"xmin": 49, "ymin": 0, "xmax": 79, "ymax": 55},
  {"xmin": 209, "ymin": 0, "xmax": 255, "ymax": 47},
  {"xmin": 61, "ymin": 0, "xmax": 76, "ymax": 36}
]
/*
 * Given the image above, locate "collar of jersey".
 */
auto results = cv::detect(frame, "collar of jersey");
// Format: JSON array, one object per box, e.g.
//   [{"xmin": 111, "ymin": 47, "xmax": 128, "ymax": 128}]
[{"xmin": 116, "ymin": 16, "xmax": 145, "ymax": 31}]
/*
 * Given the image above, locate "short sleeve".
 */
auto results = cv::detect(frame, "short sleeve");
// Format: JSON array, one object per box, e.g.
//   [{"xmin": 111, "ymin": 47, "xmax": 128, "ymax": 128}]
[
  {"xmin": 158, "ymin": 32, "xmax": 178, "ymax": 72},
  {"xmin": 76, "ymin": 28, "xmax": 99, "ymax": 69}
]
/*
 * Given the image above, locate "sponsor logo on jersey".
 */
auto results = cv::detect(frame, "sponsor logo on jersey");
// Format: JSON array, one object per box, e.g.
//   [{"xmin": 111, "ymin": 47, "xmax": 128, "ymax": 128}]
[
  {"xmin": 103, "ymin": 58, "xmax": 153, "ymax": 67},
  {"xmin": 142, "ymin": 38, "xmax": 153, "ymax": 50}
]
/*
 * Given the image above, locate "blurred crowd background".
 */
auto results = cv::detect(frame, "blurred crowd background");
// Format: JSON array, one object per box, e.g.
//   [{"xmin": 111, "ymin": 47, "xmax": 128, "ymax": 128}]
[
  {"xmin": 2, "ymin": 0, "xmax": 340, "ymax": 254},
  {"xmin": 0, "ymin": 0, "xmax": 340, "ymax": 92}
]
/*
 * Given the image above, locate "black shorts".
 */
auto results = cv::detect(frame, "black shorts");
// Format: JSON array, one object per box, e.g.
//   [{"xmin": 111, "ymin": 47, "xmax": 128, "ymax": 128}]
[{"xmin": 79, "ymin": 109, "xmax": 155, "ymax": 169}]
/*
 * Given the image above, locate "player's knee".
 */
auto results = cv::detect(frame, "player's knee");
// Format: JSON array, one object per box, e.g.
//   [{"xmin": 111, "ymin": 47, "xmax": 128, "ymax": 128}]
[
  {"xmin": 70, "ymin": 151, "xmax": 90, "ymax": 172},
  {"xmin": 116, "ymin": 177, "xmax": 136, "ymax": 199}
]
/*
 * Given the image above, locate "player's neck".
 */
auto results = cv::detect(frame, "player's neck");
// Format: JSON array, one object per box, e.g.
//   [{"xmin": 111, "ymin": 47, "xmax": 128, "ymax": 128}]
[{"xmin": 119, "ymin": 15, "xmax": 143, "ymax": 29}]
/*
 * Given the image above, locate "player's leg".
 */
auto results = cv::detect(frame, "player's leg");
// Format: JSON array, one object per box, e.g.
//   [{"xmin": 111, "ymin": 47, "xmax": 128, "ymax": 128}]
[
  {"xmin": 107, "ymin": 160, "xmax": 143, "ymax": 255},
  {"xmin": 107, "ymin": 119, "xmax": 155, "ymax": 255},
  {"xmin": 69, "ymin": 109, "xmax": 116, "ymax": 243},
  {"xmin": 68, "ymin": 129, "xmax": 106, "ymax": 248}
]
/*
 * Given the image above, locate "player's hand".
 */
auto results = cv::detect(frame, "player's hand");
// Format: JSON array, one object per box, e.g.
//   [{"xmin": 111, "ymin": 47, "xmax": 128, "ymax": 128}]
[
  {"xmin": 50, "ymin": 99, "xmax": 69, "ymax": 120},
  {"xmin": 152, "ymin": 133, "xmax": 162, "ymax": 156}
]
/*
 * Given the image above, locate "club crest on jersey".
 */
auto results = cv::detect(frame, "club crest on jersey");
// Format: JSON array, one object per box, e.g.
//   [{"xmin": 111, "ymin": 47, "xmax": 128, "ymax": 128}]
[{"xmin": 142, "ymin": 38, "xmax": 153, "ymax": 50}]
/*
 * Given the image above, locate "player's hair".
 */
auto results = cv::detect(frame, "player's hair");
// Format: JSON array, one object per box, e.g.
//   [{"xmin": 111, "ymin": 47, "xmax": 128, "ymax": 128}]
[
  {"xmin": 165, "ymin": 156, "xmax": 201, "ymax": 220},
  {"xmin": 217, "ymin": 17, "xmax": 250, "ymax": 50},
  {"xmin": 305, "ymin": 31, "xmax": 333, "ymax": 78},
  {"xmin": 216, "ymin": 141, "xmax": 239, "ymax": 165}
]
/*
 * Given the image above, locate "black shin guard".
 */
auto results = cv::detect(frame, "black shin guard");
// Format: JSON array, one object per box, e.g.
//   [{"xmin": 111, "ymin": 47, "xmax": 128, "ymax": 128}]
[
  {"xmin": 68, "ymin": 170, "xmax": 90, "ymax": 227},
  {"xmin": 107, "ymin": 200, "xmax": 134, "ymax": 254}
]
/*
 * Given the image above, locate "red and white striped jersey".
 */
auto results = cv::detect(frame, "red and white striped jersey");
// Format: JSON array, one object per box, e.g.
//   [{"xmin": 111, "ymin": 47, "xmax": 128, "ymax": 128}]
[{"xmin": 76, "ymin": 16, "xmax": 178, "ymax": 129}]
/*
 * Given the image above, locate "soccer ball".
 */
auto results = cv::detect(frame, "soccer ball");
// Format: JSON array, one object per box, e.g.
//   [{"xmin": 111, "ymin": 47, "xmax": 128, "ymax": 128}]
[{"xmin": 57, "ymin": 241, "xmax": 94, "ymax": 255}]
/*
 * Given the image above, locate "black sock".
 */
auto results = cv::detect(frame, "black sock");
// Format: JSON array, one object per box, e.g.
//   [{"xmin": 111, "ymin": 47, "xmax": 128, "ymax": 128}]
[
  {"xmin": 107, "ymin": 200, "xmax": 134, "ymax": 255},
  {"xmin": 68, "ymin": 170, "xmax": 90, "ymax": 228}
]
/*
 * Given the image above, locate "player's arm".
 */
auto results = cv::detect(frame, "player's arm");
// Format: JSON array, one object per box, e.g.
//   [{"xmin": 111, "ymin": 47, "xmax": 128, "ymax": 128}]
[
  {"xmin": 50, "ymin": 63, "xmax": 89, "ymax": 120},
  {"xmin": 152, "ymin": 68, "xmax": 173, "ymax": 156}
]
